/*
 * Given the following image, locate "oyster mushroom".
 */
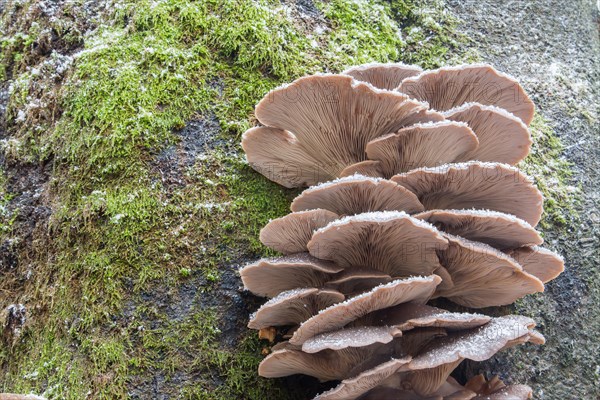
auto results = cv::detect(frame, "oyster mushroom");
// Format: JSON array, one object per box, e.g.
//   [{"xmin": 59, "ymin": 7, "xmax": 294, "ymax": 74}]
[{"xmin": 343, "ymin": 63, "xmax": 423, "ymax": 90}]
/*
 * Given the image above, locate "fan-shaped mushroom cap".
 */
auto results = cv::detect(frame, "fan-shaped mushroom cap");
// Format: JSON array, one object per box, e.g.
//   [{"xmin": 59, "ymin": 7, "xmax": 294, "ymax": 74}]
[
  {"xmin": 360, "ymin": 303, "xmax": 491, "ymax": 332},
  {"xmin": 248, "ymin": 288, "xmax": 344, "ymax": 329},
  {"xmin": 302, "ymin": 326, "xmax": 403, "ymax": 353},
  {"xmin": 314, "ymin": 358, "xmax": 412, "ymax": 400},
  {"xmin": 260, "ymin": 209, "xmax": 339, "ymax": 254},
  {"xmin": 291, "ymin": 175, "xmax": 424, "ymax": 215},
  {"xmin": 339, "ymin": 160, "xmax": 384, "ymax": 178},
  {"xmin": 414, "ymin": 209, "xmax": 543, "ymax": 249},
  {"xmin": 365, "ymin": 121, "xmax": 479, "ymax": 178},
  {"xmin": 343, "ymin": 63, "xmax": 423, "ymax": 90},
  {"xmin": 240, "ymin": 254, "xmax": 342, "ymax": 298},
  {"xmin": 325, "ymin": 269, "xmax": 393, "ymax": 296},
  {"xmin": 391, "ymin": 162, "xmax": 544, "ymax": 226},
  {"xmin": 252, "ymin": 74, "xmax": 445, "ymax": 184},
  {"xmin": 397, "ymin": 65, "xmax": 535, "ymax": 125},
  {"xmin": 308, "ymin": 211, "xmax": 448, "ymax": 277},
  {"xmin": 290, "ymin": 276, "xmax": 442, "ymax": 345},
  {"xmin": 241, "ymin": 127, "xmax": 325, "ymax": 188},
  {"xmin": 434, "ymin": 234, "xmax": 544, "ymax": 308},
  {"xmin": 505, "ymin": 246, "xmax": 565, "ymax": 283},
  {"xmin": 444, "ymin": 103, "xmax": 532, "ymax": 164},
  {"xmin": 405, "ymin": 315, "xmax": 543, "ymax": 396}
]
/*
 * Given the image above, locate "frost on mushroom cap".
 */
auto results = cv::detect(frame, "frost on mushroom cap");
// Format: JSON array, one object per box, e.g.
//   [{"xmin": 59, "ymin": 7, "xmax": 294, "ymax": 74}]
[
  {"xmin": 307, "ymin": 211, "xmax": 448, "ymax": 277},
  {"xmin": 506, "ymin": 246, "xmax": 565, "ymax": 283},
  {"xmin": 290, "ymin": 174, "xmax": 424, "ymax": 215},
  {"xmin": 414, "ymin": 209, "xmax": 543, "ymax": 249},
  {"xmin": 434, "ymin": 234, "xmax": 544, "ymax": 308},
  {"xmin": 301, "ymin": 326, "xmax": 403, "ymax": 353},
  {"xmin": 241, "ymin": 126, "xmax": 326, "ymax": 188},
  {"xmin": 253, "ymin": 74, "xmax": 445, "ymax": 182},
  {"xmin": 358, "ymin": 303, "xmax": 491, "ymax": 333},
  {"xmin": 313, "ymin": 357, "xmax": 412, "ymax": 400},
  {"xmin": 444, "ymin": 102, "xmax": 532, "ymax": 165},
  {"xmin": 365, "ymin": 121, "xmax": 479, "ymax": 178},
  {"xmin": 396, "ymin": 64, "xmax": 535, "ymax": 125},
  {"xmin": 247, "ymin": 287, "xmax": 344, "ymax": 330},
  {"xmin": 289, "ymin": 275, "xmax": 442, "ymax": 345},
  {"xmin": 259, "ymin": 209, "xmax": 339, "ymax": 254},
  {"xmin": 240, "ymin": 254, "xmax": 342, "ymax": 298},
  {"xmin": 342, "ymin": 63, "xmax": 423, "ymax": 90},
  {"xmin": 405, "ymin": 315, "xmax": 543, "ymax": 396},
  {"xmin": 391, "ymin": 161, "xmax": 544, "ymax": 226}
]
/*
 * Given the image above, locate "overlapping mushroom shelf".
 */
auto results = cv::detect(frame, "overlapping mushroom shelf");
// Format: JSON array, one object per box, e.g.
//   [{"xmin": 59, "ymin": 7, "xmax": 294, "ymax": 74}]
[{"xmin": 239, "ymin": 63, "xmax": 565, "ymax": 399}]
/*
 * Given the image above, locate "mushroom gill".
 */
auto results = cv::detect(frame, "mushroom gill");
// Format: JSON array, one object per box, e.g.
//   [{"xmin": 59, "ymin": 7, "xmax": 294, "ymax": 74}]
[{"xmin": 238, "ymin": 64, "xmax": 565, "ymax": 399}]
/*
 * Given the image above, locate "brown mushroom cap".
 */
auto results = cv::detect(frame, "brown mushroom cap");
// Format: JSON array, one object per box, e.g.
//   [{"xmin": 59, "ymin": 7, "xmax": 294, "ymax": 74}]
[
  {"xmin": 414, "ymin": 209, "xmax": 543, "ymax": 249},
  {"xmin": 291, "ymin": 174, "xmax": 424, "ymax": 215},
  {"xmin": 444, "ymin": 103, "xmax": 532, "ymax": 164},
  {"xmin": 253, "ymin": 74, "xmax": 444, "ymax": 182},
  {"xmin": 405, "ymin": 315, "xmax": 543, "ymax": 396},
  {"xmin": 301, "ymin": 326, "xmax": 403, "ymax": 353},
  {"xmin": 260, "ymin": 209, "xmax": 339, "ymax": 254},
  {"xmin": 307, "ymin": 211, "xmax": 448, "ymax": 277},
  {"xmin": 397, "ymin": 65, "xmax": 535, "ymax": 125},
  {"xmin": 339, "ymin": 160, "xmax": 385, "ymax": 178},
  {"xmin": 391, "ymin": 162, "xmax": 544, "ymax": 226},
  {"xmin": 434, "ymin": 234, "xmax": 544, "ymax": 308},
  {"xmin": 241, "ymin": 126, "xmax": 326, "ymax": 188},
  {"xmin": 325, "ymin": 269, "xmax": 393, "ymax": 296},
  {"xmin": 435, "ymin": 234, "xmax": 544, "ymax": 308},
  {"xmin": 289, "ymin": 276, "xmax": 442, "ymax": 345},
  {"xmin": 343, "ymin": 63, "xmax": 423, "ymax": 90},
  {"xmin": 248, "ymin": 288, "xmax": 344, "ymax": 329},
  {"xmin": 240, "ymin": 254, "xmax": 342, "ymax": 298},
  {"xmin": 505, "ymin": 246, "xmax": 565, "ymax": 283},
  {"xmin": 313, "ymin": 357, "xmax": 412, "ymax": 400},
  {"xmin": 365, "ymin": 121, "xmax": 479, "ymax": 178}
]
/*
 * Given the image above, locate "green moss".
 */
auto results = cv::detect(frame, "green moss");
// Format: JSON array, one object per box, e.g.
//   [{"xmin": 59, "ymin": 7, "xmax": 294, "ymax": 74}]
[{"xmin": 520, "ymin": 114, "xmax": 580, "ymax": 229}]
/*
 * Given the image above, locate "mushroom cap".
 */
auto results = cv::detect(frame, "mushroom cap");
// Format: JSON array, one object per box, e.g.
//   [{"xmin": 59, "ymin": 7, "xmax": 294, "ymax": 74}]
[
  {"xmin": 289, "ymin": 275, "xmax": 442, "ymax": 345},
  {"xmin": 360, "ymin": 303, "xmax": 491, "ymax": 333},
  {"xmin": 307, "ymin": 211, "xmax": 448, "ymax": 277},
  {"xmin": 313, "ymin": 357, "xmax": 412, "ymax": 400},
  {"xmin": 301, "ymin": 326, "xmax": 403, "ymax": 353},
  {"xmin": 405, "ymin": 315, "xmax": 543, "ymax": 396},
  {"xmin": 260, "ymin": 209, "xmax": 339, "ymax": 254},
  {"xmin": 248, "ymin": 287, "xmax": 344, "ymax": 329},
  {"xmin": 434, "ymin": 234, "xmax": 544, "ymax": 308},
  {"xmin": 253, "ymin": 74, "xmax": 444, "ymax": 181},
  {"xmin": 339, "ymin": 160, "xmax": 385, "ymax": 178},
  {"xmin": 342, "ymin": 62, "xmax": 423, "ymax": 90},
  {"xmin": 414, "ymin": 209, "xmax": 543, "ymax": 249},
  {"xmin": 325, "ymin": 269, "xmax": 393, "ymax": 296},
  {"xmin": 365, "ymin": 121, "xmax": 479, "ymax": 178},
  {"xmin": 397, "ymin": 64, "xmax": 535, "ymax": 125},
  {"xmin": 291, "ymin": 174, "xmax": 424, "ymax": 215},
  {"xmin": 391, "ymin": 162, "xmax": 544, "ymax": 226},
  {"xmin": 505, "ymin": 246, "xmax": 565, "ymax": 283},
  {"xmin": 241, "ymin": 126, "xmax": 327, "ymax": 188},
  {"xmin": 240, "ymin": 254, "xmax": 342, "ymax": 298},
  {"xmin": 444, "ymin": 103, "xmax": 532, "ymax": 164}
]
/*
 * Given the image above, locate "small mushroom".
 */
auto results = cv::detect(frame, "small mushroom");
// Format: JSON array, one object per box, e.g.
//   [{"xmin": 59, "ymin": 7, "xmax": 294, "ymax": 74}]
[
  {"xmin": 505, "ymin": 246, "xmax": 565, "ymax": 283},
  {"xmin": 248, "ymin": 288, "xmax": 344, "ymax": 330},
  {"xmin": 247, "ymin": 74, "xmax": 444, "ymax": 186},
  {"xmin": 290, "ymin": 174, "xmax": 424, "ymax": 215},
  {"xmin": 434, "ymin": 234, "xmax": 544, "ymax": 308},
  {"xmin": 397, "ymin": 64, "xmax": 535, "ymax": 125},
  {"xmin": 307, "ymin": 211, "xmax": 448, "ymax": 277},
  {"xmin": 343, "ymin": 63, "xmax": 423, "ymax": 90},
  {"xmin": 240, "ymin": 254, "xmax": 343, "ymax": 298},
  {"xmin": 391, "ymin": 162, "xmax": 544, "ymax": 226},
  {"xmin": 363, "ymin": 121, "xmax": 479, "ymax": 178},
  {"xmin": 414, "ymin": 209, "xmax": 543, "ymax": 249},
  {"xmin": 260, "ymin": 209, "xmax": 339, "ymax": 254},
  {"xmin": 444, "ymin": 103, "xmax": 532, "ymax": 164},
  {"xmin": 289, "ymin": 276, "xmax": 442, "ymax": 345}
]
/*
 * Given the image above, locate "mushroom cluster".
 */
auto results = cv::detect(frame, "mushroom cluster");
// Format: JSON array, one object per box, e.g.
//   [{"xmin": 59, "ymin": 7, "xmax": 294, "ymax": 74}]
[{"xmin": 239, "ymin": 63, "xmax": 564, "ymax": 399}]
